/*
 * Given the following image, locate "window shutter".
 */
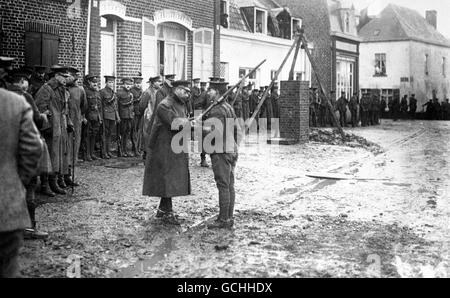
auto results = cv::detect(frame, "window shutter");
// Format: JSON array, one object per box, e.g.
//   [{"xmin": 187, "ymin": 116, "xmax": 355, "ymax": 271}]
[
  {"xmin": 42, "ymin": 33, "xmax": 59, "ymax": 66},
  {"xmin": 25, "ymin": 32, "xmax": 42, "ymax": 66},
  {"xmin": 142, "ymin": 19, "xmax": 157, "ymax": 80}
]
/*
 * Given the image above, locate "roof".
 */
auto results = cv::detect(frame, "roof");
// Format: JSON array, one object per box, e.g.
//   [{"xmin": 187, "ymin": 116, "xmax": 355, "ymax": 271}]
[
  {"xmin": 229, "ymin": 0, "xmax": 250, "ymax": 32},
  {"xmin": 237, "ymin": 0, "xmax": 280, "ymax": 9},
  {"xmin": 327, "ymin": 0, "xmax": 359, "ymax": 40},
  {"xmin": 359, "ymin": 4, "xmax": 450, "ymax": 48}
]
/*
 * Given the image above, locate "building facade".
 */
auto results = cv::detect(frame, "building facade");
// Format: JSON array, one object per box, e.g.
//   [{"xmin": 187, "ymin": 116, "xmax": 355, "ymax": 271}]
[
  {"xmin": 219, "ymin": 0, "xmax": 311, "ymax": 88},
  {"xmin": 359, "ymin": 4, "xmax": 450, "ymax": 108},
  {"xmin": 0, "ymin": 0, "xmax": 88, "ymax": 70},
  {"xmin": 0, "ymin": 0, "xmax": 218, "ymax": 88},
  {"xmin": 277, "ymin": 0, "xmax": 360, "ymax": 100}
]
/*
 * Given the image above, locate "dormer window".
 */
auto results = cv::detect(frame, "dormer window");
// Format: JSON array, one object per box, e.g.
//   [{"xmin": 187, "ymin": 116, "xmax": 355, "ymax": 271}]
[
  {"xmin": 255, "ymin": 8, "xmax": 267, "ymax": 34},
  {"xmin": 345, "ymin": 12, "xmax": 350, "ymax": 33},
  {"xmin": 291, "ymin": 18, "xmax": 301, "ymax": 39},
  {"xmin": 220, "ymin": 0, "xmax": 229, "ymax": 28}
]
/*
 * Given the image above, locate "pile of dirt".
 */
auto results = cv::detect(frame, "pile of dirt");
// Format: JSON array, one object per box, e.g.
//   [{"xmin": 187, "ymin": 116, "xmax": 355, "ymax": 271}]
[{"xmin": 309, "ymin": 128, "xmax": 384, "ymax": 155}]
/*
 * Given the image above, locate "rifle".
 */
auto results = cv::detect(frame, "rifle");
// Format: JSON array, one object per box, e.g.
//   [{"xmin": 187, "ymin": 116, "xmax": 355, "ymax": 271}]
[{"xmin": 190, "ymin": 59, "xmax": 267, "ymax": 122}]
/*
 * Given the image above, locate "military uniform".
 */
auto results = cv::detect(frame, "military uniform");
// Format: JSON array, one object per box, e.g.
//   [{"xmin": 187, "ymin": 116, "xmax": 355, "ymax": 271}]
[
  {"xmin": 84, "ymin": 78, "xmax": 103, "ymax": 161},
  {"xmin": 442, "ymin": 100, "xmax": 450, "ymax": 120},
  {"xmin": 336, "ymin": 94, "xmax": 348, "ymax": 127},
  {"xmin": 131, "ymin": 78, "xmax": 143, "ymax": 155},
  {"xmin": 117, "ymin": 82, "xmax": 134, "ymax": 157},
  {"xmin": 400, "ymin": 96, "xmax": 408, "ymax": 119},
  {"xmin": 360, "ymin": 94, "xmax": 370, "ymax": 127},
  {"xmin": 100, "ymin": 84, "xmax": 120, "ymax": 158},
  {"xmin": 409, "ymin": 95, "xmax": 417, "ymax": 119},
  {"xmin": 349, "ymin": 94, "xmax": 359, "ymax": 128}
]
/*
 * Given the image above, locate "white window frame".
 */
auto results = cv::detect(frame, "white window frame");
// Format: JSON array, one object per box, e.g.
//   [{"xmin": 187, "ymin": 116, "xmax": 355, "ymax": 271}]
[
  {"xmin": 291, "ymin": 18, "xmax": 302, "ymax": 39},
  {"xmin": 141, "ymin": 17, "xmax": 157, "ymax": 82},
  {"xmin": 157, "ymin": 22, "xmax": 189, "ymax": 79},
  {"xmin": 254, "ymin": 8, "xmax": 267, "ymax": 35},
  {"xmin": 193, "ymin": 28, "xmax": 214, "ymax": 81},
  {"xmin": 100, "ymin": 16, "xmax": 117, "ymax": 89}
]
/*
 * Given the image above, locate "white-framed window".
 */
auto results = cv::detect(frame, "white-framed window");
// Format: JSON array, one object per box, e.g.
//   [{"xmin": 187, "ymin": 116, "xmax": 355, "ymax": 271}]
[
  {"xmin": 291, "ymin": 18, "xmax": 302, "ymax": 39},
  {"xmin": 100, "ymin": 16, "xmax": 117, "ymax": 89},
  {"xmin": 239, "ymin": 67, "xmax": 259, "ymax": 87},
  {"xmin": 141, "ymin": 17, "xmax": 157, "ymax": 82},
  {"xmin": 255, "ymin": 8, "xmax": 267, "ymax": 34},
  {"xmin": 345, "ymin": 12, "xmax": 350, "ymax": 33},
  {"xmin": 220, "ymin": 0, "xmax": 229, "ymax": 28},
  {"xmin": 374, "ymin": 53, "xmax": 386, "ymax": 76},
  {"xmin": 336, "ymin": 57, "xmax": 355, "ymax": 100},
  {"xmin": 220, "ymin": 62, "xmax": 229, "ymax": 82},
  {"xmin": 193, "ymin": 28, "xmax": 214, "ymax": 81},
  {"xmin": 157, "ymin": 22, "xmax": 188, "ymax": 79}
]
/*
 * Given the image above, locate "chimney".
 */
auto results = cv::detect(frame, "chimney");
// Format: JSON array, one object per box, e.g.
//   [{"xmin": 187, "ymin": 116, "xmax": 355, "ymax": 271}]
[{"xmin": 426, "ymin": 10, "xmax": 437, "ymax": 29}]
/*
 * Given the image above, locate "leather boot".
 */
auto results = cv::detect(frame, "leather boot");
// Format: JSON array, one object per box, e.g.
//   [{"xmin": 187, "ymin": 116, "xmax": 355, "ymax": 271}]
[
  {"xmin": 89, "ymin": 136, "xmax": 98, "ymax": 160},
  {"xmin": 64, "ymin": 172, "xmax": 80, "ymax": 187},
  {"xmin": 200, "ymin": 157, "xmax": 209, "ymax": 168},
  {"xmin": 49, "ymin": 174, "xmax": 66, "ymax": 195},
  {"xmin": 24, "ymin": 220, "xmax": 49, "ymax": 240},
  {"xmin": 40, "ymin": 174, "xmax": 55, "ymax": 197},
  {"xmin": 57, "ymin": 174, "xmax": 67, "ymax": 189}
]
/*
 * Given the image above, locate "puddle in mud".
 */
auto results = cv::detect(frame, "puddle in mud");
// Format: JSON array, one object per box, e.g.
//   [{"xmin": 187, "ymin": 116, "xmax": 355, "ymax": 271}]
[
  {"xmin": 382, "ymin": 182, "xmax": 412, "ymax": 187},
  {"xmin": 114, "ymin": 237, "xmax": 176, "ymax": 278},
  {"xmin": 312, "ymin": 179, "xmax": 338, "ymax": 191}
]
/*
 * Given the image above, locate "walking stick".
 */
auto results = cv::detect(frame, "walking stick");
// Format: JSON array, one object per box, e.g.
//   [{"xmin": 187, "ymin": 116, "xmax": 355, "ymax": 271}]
[
  {"xmin": 72, "ymin": 131, "xmax": 76, "ymax": 195},
  {"xmin": 190, "ymin": 59, "xmax": 267, "ymax": 122}
]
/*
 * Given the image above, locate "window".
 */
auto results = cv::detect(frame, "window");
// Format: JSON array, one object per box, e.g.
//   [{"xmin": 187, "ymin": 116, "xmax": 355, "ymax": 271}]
[
  {"xmin": 142, "ymin": 18, "xmax": 157, "ymax": 82},
  {"xmin": 101, "ymin": 17, "xmax": 116, "ymax": 88},
  {"xmin": 381, "ymin": 89, "xmax": 394, "ymax": 110},
  {"xmin": 24, "ymin": 21, "xmax": 60, "ymax": 67},
  {"xmin": 220, "ymin": 62, "xmax": 229, "ymax": 81},
  {"xmin": 337, "ymin": 58, "xmax": 355, "ymax": 100},
  {"xmin": 374, "ymin": 53, "xmax": 386, "ymax": 76},
  {"xmin": 220, "ymin": 0, "xmax": 229, "ymax": 28},
  {"xmin": 239, "ymin": 67, "xmax": 259, "ymax": 86},
  {"xmin": 345, "ymin": 12, "xmax": 350, "ymax": 33},
  {"xmin": 443, "ymin": 57, "xmax": 446, "ymax": 77},
  {"xmin": 157, "ymin": 23, "xmax": 188, "ymax": 79},
  {"xmin": 291, "ymin": 18, "xmax": 301, "ymax": 39},
  {"xmin": 425, "ymin": 54, "xmax": 429, "ymax": 76},
  {"xmin": 193, "ymin": 29, "xmax": 214, "ymax": 81},
  {"xmin": 255, "ymin": 9, "xmax": 267, "ymax": 34}
]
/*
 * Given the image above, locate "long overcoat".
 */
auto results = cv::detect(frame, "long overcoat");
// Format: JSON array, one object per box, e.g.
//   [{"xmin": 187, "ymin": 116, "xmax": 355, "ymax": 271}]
[
  {"xmin": 142, "ymin": 94, "xmax": 191, "ymax": 198},
  {"xmin": 35, "ymin": 78, "xmax": 69, "ymax": 174}
]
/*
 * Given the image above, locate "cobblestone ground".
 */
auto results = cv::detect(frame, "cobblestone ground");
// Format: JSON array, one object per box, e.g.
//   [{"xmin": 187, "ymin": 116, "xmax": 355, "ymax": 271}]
[{"xmin": 20, "ymin": 119, "xmax": 450, "ymax": 278}]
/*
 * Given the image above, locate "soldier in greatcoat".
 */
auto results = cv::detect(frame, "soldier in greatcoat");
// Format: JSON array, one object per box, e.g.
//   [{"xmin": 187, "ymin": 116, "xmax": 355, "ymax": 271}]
[
  {"xmin": 142, "ymin": 80, "xmax": 192, "ymax": 225},
  {"xmin": 35, "ymin": 65, "xmax": 73, "ymax": 195}
]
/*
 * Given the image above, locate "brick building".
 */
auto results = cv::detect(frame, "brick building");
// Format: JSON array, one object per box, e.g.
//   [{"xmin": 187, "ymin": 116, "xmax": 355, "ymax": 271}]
[
  {"xmin": 277, "ymin": 0, "xmax": 360, "ymax": 100},
  {"xmin": 0, "ymin": 0, "xmax": 88, "ymax": 70},
  {"xmin": 0, "ymin": 0, "xmax": 219, "ymax": 87},
  {"xmin": 90, "ymin": 0, "xmax": 218, "ymax": 87}
]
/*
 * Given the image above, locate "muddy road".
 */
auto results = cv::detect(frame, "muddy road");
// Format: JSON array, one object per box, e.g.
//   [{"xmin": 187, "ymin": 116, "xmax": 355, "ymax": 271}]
[{"xmin": 21, "ymin": 120, "xmax": 450, "ymax": 278}]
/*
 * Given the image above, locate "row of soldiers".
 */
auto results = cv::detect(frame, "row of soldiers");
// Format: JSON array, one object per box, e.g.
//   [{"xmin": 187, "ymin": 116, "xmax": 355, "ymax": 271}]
[{"xmin": 309, "ymin": 90, "xmax": 383, "ymax": 128}]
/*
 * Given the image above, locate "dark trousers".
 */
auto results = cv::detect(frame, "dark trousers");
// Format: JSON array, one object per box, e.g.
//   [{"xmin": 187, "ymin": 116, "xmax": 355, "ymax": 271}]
[
  {"xmin": 103, "ymin": 119, "xmax": 116, "ymax": 154},
  {"xmin": 0, "ymin": 230, "xmax": 23, "ymax": 278},
  {"xmin": 211, "ymin": 153, "xmax": 238, "ymax": 220},
  {"xmin": 120, "ymin": 119, "xmax": 133, "ymax": 154},
  {"xmin": 350, "ymin": 109, "xmax": 358, "ymax": 127}
]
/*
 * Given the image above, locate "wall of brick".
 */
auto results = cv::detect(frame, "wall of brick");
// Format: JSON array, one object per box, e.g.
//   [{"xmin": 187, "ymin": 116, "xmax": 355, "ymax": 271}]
[
  {"xmin": 0, "ymin": 0, "xmax": 88, "ymax": 71},
  {"xmin": 277, "ymin": 0, "xmax": 333, "ymax": 94},
  {"xmin": 88, "ymin": 2, "xmax": 101, "ymax": 76},
  {"xmin": 108, "ymin": 0, "xmax": 215, "ymax": 81},
  {"xmin": 279, "ymin": 80, "xmax": 310, "ymax": 143}
]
